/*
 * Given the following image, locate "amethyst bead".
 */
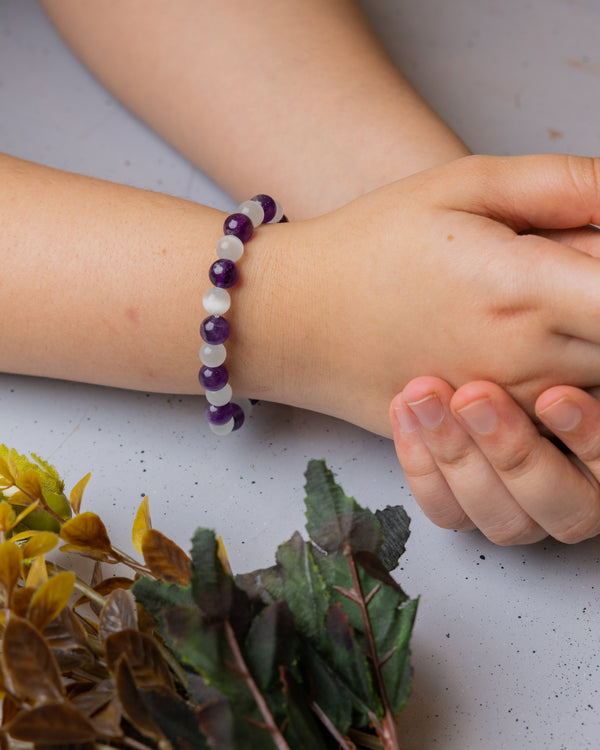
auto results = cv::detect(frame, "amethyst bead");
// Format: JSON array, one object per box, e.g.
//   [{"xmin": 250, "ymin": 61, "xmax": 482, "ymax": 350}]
[
  {"xmin": 209, "ymin": 258, "xmax": 238, "ymax": 288},
  {"xmin": 224, "ymin": 212, "xmax": 253, "ymax": 243},
  {"xmin": 205, "ymin": 402, "xmax": 234, "ymax": 426},
  {"xmin": 231, "ymin": 402, "xmax": 246, "ymax": 431},
  {"xmin": 199, "ymin": 364, "xmax": 229, "ymax": 391},
  {"xmin": 200, "ymin": 315, "xmax": 230, "ymax": 345},
  {"xmin": 251, "ymin": 194, "xmax": 276, "ymax": 223}
]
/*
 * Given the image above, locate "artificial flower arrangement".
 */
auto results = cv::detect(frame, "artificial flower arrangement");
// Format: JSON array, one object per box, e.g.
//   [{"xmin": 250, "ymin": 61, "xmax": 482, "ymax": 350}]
[{"xmin": 0, "ymin": 446, "xmax": 417, "ymax": 750}]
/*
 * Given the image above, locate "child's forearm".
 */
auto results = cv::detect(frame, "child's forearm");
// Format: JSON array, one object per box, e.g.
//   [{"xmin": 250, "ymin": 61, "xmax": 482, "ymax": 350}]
[
  {"xmin": 39, "ymin": 0, "xmax": 469, "ymax": 219},
  {"xmin": 0, "ymin": 153, "xmax": 282, "ymax": 398}
]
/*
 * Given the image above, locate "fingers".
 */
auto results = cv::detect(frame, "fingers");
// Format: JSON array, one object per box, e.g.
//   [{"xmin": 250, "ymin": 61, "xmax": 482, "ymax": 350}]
[
  {"xmin": 435, "ymin": 153, "xmax": 600, "ymax": 231},
  {"xmin": 390, "ymin": 378, "xmax": 546, "ymax": 544},
  {"xmin": 390, "ymin": 381, "xmax": 475, "ymax": 532},
  {"xmin": 531, "ymin": 225, "xmax": 600, "ymax": 258},
  {"xmin": 536, "ymin": 385, "xmax": 600, "ymax": 485},
  {"xmin": 391, "ymin": 377, "xmax": 600, "ymax": 545}
]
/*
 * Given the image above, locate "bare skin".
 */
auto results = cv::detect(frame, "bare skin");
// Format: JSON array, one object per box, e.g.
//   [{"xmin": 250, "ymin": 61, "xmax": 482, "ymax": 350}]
[
  {"xmin": 0, "ymin": 1, "xmax": 597, "ymax": 545},
  {"xmin": 39, "ymin": 0, "xmax": 468, "ymax": 219}
]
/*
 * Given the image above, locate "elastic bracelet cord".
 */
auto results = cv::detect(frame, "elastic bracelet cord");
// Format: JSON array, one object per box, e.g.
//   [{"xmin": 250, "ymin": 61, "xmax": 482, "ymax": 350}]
[{"xmin": 199, "ymin": 194, "xmax": 287, "ymax": 435}]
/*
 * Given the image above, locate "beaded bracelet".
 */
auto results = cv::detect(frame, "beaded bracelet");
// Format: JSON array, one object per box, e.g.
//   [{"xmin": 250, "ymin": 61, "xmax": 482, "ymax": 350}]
[{"xmin": 199, "ymin": 194, "xmax": 287, "ymax": 435}]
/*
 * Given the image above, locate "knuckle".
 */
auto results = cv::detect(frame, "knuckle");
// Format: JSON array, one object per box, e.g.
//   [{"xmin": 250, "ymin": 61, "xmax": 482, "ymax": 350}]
[
  {"xmin": 494, "ymin": 443, "xmax": 540, "ymax": 478},
  {"xmin": 564, "ymin": 154, "xmax": 600, "ymax": 210},
  {"xmin": 434, "ymin": 443, "xmax": 474, "ymax": 472},
  {"xmin": 485, "ymin": 516, "xmax": 543, "ymax": 547},
  {"xmin": 553, "ymin": 513, "xmax": 600, "ymax": 545},
  {"xmin": 425, "ymin": 504, "xmax": 473, "ymax": 531}
]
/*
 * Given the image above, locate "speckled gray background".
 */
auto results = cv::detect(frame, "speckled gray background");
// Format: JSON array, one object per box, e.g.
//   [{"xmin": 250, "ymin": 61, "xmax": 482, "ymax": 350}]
[{"xmin": 1, "ymin": 1, "xmax": 600, "ymax": 748}]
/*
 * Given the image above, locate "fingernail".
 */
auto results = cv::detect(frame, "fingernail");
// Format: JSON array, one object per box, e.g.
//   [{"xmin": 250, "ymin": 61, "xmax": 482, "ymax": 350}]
[
  {"xmin": 407, "ymin": 394, "xmax": 444, "ymax": 429},
  {"xmin": 538, "ymin": 397, "xmax": 582, "ymax": 432},
  {"xmin": 456, "ymin": 398, "xmax": 498, "ymax": 435},
  {"xmin": 394, "ymin": 403, "xmax": 418, "ymax": 433}
]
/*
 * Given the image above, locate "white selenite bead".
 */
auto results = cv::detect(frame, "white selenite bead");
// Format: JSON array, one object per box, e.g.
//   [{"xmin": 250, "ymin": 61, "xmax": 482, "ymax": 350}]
[
  {"xmin": 268, "ymin": 199, "xmax": 284, "ymax": 223},
  {"xmin": 217, "ymin": 234, "xmax": 244, "ymax": 262},
  {"xmin": 203, "ymin": 287, "xmax": 230, "ymax": 315},
  {"xmin": 237, "ymin": 200, "xmax": 265, "ymax": 228},
  {"xmin": 210, "ymin": 418, "xmax": 234, "ymax": 436},
  {"xmin": 199, "ymin": 343, "xmax": 226, "ymax": 367},
  {"xmin": 206, "ymin": 383, "xmax": 233, "ymax": 406}
]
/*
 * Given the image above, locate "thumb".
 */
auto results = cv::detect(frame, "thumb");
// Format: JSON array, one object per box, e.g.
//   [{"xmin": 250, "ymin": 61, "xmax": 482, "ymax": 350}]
[{"xmin": 436, "ymin": 154, "xmax": 600, "ymax": 232}]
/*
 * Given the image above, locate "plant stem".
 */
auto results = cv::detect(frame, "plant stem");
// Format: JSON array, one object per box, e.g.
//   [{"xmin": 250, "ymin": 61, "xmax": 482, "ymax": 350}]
[
  {"xmin": 223, "ymin": 619, "xmax": 291, "ymax": 750},
  {"xmin": 344, "ymin": 543, "xmax": 402, "ymax": 750},
  {"xmin": 311, "ymin": 701, "xmax": 357, "ymax": 749}
]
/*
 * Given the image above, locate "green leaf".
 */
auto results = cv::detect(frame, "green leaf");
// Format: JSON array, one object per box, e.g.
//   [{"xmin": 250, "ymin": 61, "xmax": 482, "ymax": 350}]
[
  {"xmin": 324, "ymin": 603, "xmax": 377, "ymax": 710},
  {"xmin": 190, "ymin": 528, "xmax": 250, "ymax": 634},
  {"xmin": 280, "ymin": 668, "xmax": 334, "ymax": 750},
  {"xmin": 245, "ymin": 599, "xmax": 297, "ymax": 693},
  {"xmin": 235, "ymin": 564, "xmax": 284, "ymax": 605},
  {"xmin": 379, "ymin": 596, "xmax": 418, "ymax": 714},
  {"xmin": 300, "ymin": 641, "xmax": 369, "ymax": 733},
  {"xmin": 161, "ymin": 606, "xmax": 251, "ymax": 706},
  {"xmin": 142, "ymin": 689, "xmax": 209, "ymax": 749},
  {"xmin": 304, "ymin": 460, "xmax": 382, "ymax": 555},
  {"xmin": 0, "ymin": 446, "xmax": 69, "ymax": 516},
  {"xmin": 131, "ymin": 576, "xmax": 194, "ymax": 619},
  {"xmin": 196, "ymin": 695, "xmax": 269, "ymax": 750},
  {"xmin": 161, "ymin": 607, "xmax": 270, "ymax": 748},
  {"xmin": 314, "ymin": 546, "xmax": 418, "ymax": 718},
  {"xmin": 275, "ymin": 531, "xmax": 330, "ymax": 645},
  {"xmin": 375, "ymin": 505, "xmax": 411, "ymax": 571}
]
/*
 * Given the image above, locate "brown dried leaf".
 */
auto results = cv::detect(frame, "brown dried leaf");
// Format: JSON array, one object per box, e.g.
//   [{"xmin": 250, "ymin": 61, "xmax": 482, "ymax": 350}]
[
  {"xmin": 1, "ymin": 695, "xmax": 19, "ymax": 727},
  {"xmin": 15, "ymin": 470, "xmax": 43, "ymax": 502},
  {"xmin": 25, "ymin": 553, "xmax": 47, "ymax": 588},
  {"xmin": 74, "ymin": 576, "xmax": 133, "ymax": 609},
  {"xmin": 44, "ymin": 607, "xmax": 94, "ymax": 671},
  {"xmin": 0, "ymin": 731, "xmax": 7, "ymax": 750},
  {"xmin": 59, "ymin": 544, "xmax": 113, "ymax": 563},
  {"xmin": 60, "ymin": 512, "xmax": 112, "ymax": 554},
  {"xmin": 99, "ymin": 588, "xmax": 138, "ymax": 643},
  {"xmin": 28, "ymin": 571, "xmax": 76, "ymax": 631},
  {"xmin": 106, "ymin": 629, "xmax": 174, "ymax": 693},
  {"xmin": 114, "ymin": 655, "xmax": 162, "ymax": 742},
  {"xmin": 0, "ymin": 456, "xmax": 14, "ymax": 484},
  {"xmin": 90, "ymin": 696, "xmax": 123, "ymax": 739},
  {"xmin": 217, "ymin": 534, "xmax": 233, "ymax": 576},
  {"xmin": 132, "ymin": 495, "xmax": 152, "ymax": 555},
  {"xmin": 0, "ymin": 503, "xmax": 15, "ymax": 533},
  {"xmin": 11, "ymin": 587, "xmax": 35, "ymax": 617},
  {"xmin": 69, "ymin": 472, "xmax": 91, "ymax": 515},
  {"xmin": 0, "ymin": 542, "xmax": 22, "ymax": 603},
  {"xmin": 6, "ymin": 702, "xmax": 97, "ymax": 743},
  {"xmin": 141, "ymin": 528, "xmax": 191, "ymax": 585},
  {"xmin": 21, "ymin": 531, "xmax": 58, "ymax": 560},
  {"xmin": 2, "ymin": 615, "xmax": 63, "ymax": 704},
  {"xmin": 72, "ymin": 679, "xmax": 114, "ymax": 717},
  {"xmin": 10, "ymin": 503, "xmax": 45, "ymax": 537}
]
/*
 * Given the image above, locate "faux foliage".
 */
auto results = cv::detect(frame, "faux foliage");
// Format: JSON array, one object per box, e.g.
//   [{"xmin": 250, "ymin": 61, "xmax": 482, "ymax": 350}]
[{"xmin": 0, "ymin": 446, "xmax": 417, "ymax": 749}]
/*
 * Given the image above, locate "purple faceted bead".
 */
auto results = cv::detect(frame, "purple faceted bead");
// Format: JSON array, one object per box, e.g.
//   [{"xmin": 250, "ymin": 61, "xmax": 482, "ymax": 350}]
[
  {"xmin": 209, "ymin": 258, "xmax": 238, "ymax": 288},
  {"xmin": 205, "ymin": 402, "xmax": 234, "ymax": 426},
  {"xmin": 231, "ymin": 402, "xmax": 246, "ymax": 431},
  {"xmin": 200, "ymin": 315, "xmax": 230, "ymax": 345},
  {"xmin": 199, "ymin": 364, "xmax": 228, "ymax": 391},
  {"xmin": 223, "ymin": 212, "xmax": 253, "ymax": 243},
  {"xmin": 251, "ymin": 194, "xmax": 276, "ymax": 223}
]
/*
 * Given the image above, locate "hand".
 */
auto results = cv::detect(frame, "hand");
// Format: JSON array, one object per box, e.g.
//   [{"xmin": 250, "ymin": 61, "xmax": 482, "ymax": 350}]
[
  {"xmin": 390, "ymin": 377, "xmax": 600, "ymax": 545},
  {"xmin": 281, "ymin": 154, "xmax": 600, "ymax": 434}
]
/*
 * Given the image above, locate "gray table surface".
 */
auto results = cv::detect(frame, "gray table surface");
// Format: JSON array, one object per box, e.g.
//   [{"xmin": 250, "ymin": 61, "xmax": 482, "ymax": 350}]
[{"xmin": 2, "ymin": 1, "xmax": 600, "ymax": 748}]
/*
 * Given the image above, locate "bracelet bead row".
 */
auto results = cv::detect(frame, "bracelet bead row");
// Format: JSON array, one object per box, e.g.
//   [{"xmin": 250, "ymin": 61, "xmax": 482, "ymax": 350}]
[{"xmin": 199, "ymin": 194, "xmax": 286, "ymax": 435}]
